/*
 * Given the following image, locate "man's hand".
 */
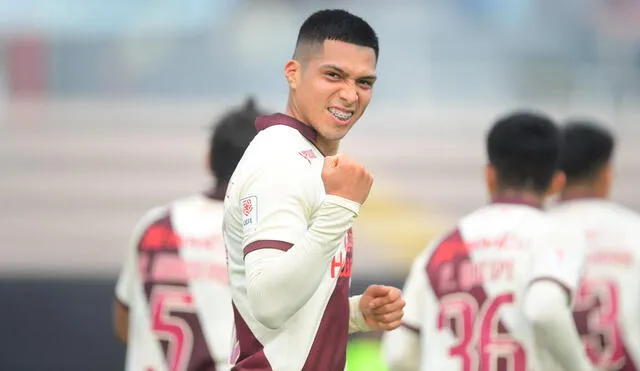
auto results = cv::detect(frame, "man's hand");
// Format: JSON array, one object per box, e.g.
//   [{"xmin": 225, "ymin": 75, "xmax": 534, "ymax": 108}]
[
  {"xmin": 322, "ymin": 154, "xmax": 373, "ymax": 205},
  {"xmin": 359, "ymin": 285, "xmax": 405, "ymax": 331}
]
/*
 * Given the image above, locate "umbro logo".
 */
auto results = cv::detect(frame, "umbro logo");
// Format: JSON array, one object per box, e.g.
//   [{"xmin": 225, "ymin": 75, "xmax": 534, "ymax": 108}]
[{"xmin": 298, "ymin": 149, "xmax": 316, "ymax": 164}]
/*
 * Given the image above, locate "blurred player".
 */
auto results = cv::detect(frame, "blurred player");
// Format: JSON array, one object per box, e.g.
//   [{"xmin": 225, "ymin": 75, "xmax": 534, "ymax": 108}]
[
  {"xmin": 382, "ymin": 112, "xmax": 593, "ymax": 371},
  {"xmin": 551, "ymin": 120, "xmax": 640, "ymax": 370},
  {"xmin": 113, "ymin": 97, "xmax": 263, "ymax": 371},
  {"xmin": 222, "ymin": 9, "xmax": 405, "ymax": 371}
]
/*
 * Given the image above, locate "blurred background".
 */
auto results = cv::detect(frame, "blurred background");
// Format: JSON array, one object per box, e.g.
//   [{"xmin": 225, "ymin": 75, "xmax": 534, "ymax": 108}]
[{"xmin": 1, "ymin": 0, "xmax": 639, "ymax": 370}]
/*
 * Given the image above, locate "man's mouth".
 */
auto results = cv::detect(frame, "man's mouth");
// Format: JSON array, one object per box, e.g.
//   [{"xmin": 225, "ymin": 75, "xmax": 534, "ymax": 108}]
[{"xmin": 327, "ymin": 107, "xmax": 354, "ymax": 122}]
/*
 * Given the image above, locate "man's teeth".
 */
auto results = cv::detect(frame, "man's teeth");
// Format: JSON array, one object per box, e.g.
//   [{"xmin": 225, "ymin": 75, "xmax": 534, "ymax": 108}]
[{"xmin": 328, "ymin": 108, "xmax": 353, "ymax": 120}]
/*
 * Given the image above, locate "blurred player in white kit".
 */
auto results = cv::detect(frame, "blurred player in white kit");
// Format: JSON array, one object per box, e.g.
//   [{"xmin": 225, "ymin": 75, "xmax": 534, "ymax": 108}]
[
  {"xmin": 551, "ymin": 120, "xmax": 640, "ymax": 370},
  {"xmin": 382, "ymin": 112, "xmax": 594, "ymax": 371},
  {"xmin": 113, "ymin": 98, "xmax": 262, "ymax": 371},
  {"xmin": 222, "ymin": 9, "xmax": 405, "ymax": 371}
]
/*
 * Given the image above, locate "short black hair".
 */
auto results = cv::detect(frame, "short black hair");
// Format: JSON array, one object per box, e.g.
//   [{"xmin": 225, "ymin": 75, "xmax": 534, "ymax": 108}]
[
  {"xmin": 559, "ymin": 120, "xmax": 615, "ymax": 184},
  {"xmin": 209, "ymin": 97, "xmax": 263, "ymax": 183},
  {"xmin": 487, "ymin": 111, "xmax": 560, "ymax": 193},
  {"xmin": 293, "ymin": 9, "xmax": 379, "ymax": 61}
]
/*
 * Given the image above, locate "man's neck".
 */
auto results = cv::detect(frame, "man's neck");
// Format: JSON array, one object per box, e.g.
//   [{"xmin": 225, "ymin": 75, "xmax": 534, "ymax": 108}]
[
  {"xmin": 492, "ymin": 189, "xmax": 545, "ymax": 208},
  {"xmin": 559, "ymin": 184, "xmax": 605, "ymax": 202},
  {"xmin": 315, "ymin": 137, "xmax": 339, "ymax": 156},
  {"xmin": 205, "ymin": 182, "xmax": 227, "ymax": 201},
  {"xmin": 285, "ymin": 104, "xmax": 339, "ymax": 156}
]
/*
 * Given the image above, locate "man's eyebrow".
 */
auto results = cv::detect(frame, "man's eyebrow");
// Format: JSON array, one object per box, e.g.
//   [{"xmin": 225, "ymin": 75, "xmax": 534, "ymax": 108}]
[{"xmin": 320, "ymin": 64, "xmax": 377, "ymax": 80}]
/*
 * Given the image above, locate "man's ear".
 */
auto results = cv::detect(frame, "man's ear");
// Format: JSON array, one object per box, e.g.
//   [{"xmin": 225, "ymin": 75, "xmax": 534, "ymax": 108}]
[{"xmin": 284, "ymin": 59, "xmax": 301, "ymax": 89}]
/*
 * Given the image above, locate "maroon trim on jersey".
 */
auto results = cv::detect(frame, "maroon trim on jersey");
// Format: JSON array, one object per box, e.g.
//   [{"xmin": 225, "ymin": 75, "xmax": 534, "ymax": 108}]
[
  {"xmin": 231, "ymin": 303, "xmax": 272, "ymax": 370},
  {"xmin": 138, "ymin": 213, "xmax": 217, "ymax": 371},
  {"xmin": 426, "ymin": 229, "xmax": 517, "ymax": 371},
  {"xmin": 243, "ymin": 240, "xmax": 293, "ymax": 257},
  {"xmin": 256, "ymin": 113, "xmax": 317, "ymax": 143},
  {"xmin": 232, "ymin": 280, "xmax": 350, "ymax": 371},
  {"xmin": 527, "ymin": 277, "xmax": 572, "ymax": 303},
  {"xmin": 401, "ymin": 323, "xmax": 420, "ymax": 334},
  {"xmin": 255, "ymin": 113, "xmax": 327, "ymax": 156},
  {"xmin": 491, "ymin": 196, "xmax": 543, "ymax": 209},
  {"xmin": 301, "ymin": 228, "xmax": 353, "ymax": 370}
]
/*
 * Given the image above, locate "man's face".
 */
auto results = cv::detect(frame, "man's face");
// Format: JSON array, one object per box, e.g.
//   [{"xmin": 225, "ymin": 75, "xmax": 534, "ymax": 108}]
[{"xmin": 289, "ymin": 40, "xmax": 377, "ymax": 142}]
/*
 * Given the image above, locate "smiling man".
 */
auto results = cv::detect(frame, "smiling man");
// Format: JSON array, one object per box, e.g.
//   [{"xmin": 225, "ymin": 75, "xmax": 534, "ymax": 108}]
[{"xmin": 222, "ymin": 9, "xmax": 405, "ymax": 371}]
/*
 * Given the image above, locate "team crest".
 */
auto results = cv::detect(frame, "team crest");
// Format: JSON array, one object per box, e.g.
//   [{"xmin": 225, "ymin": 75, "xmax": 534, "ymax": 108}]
[{"xmin": 242, "ymin": 198, "xmax": 253, "ymax": 216}]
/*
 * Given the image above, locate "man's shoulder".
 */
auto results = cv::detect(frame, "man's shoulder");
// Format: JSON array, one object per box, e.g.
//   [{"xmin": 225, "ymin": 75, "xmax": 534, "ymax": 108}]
[
  {"xmin": 598, "ymin": 202, "xmax": 640, "ymax": 228},
  {"xmin": 141, "ymin": 195, "xmax": 212, "ymax": 226},
  {"xmin": 170, "ymin": 194, "xmax": 224, "ymax": 215},
  {"xmin": 460, "ymin": 203, "xmax": 547, "ymax": 232},
  {"xmin": 137, "ymin": 204, "xmax": 172, "ymax": 229},
  {"xmin": 125, "ymin": 204, "xmax": 173, "ymax": 249},
  {"xmin": 245, "ymin": 126, "xmax": 323, "ymax": 169}
]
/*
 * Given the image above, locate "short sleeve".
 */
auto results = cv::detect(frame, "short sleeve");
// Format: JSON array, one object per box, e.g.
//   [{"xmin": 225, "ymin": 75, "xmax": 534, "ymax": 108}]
[
  {"xmin": 528, "ymin": 222, "xmax": 586, "ymax": 297},
  {"xmin": 402, "ymin": 249, "xmax": 430, "ymax": 332},
  {"xmin": 240, "ymin": 159, "xmax": 317, "ymax": 256},
  {"xmin": 115, "ymin": 206, "xmax": 167, "ymax": 306}
]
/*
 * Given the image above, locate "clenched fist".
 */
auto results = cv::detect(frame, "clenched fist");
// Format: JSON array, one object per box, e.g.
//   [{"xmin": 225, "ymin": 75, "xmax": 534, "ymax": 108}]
[
  {"xmin": 322, "ymin": 154, "xmax": 373, "ymax": 205},
  {"xmin": 360, "ymin": 285, "xmax": 405, "ymax": 331}
]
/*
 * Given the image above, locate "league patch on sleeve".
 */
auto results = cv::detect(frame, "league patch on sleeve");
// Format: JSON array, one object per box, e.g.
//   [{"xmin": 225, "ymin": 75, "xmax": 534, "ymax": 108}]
[{"xmin": 241, "ymin": 196, "xmax": 258, "ymax": 234}]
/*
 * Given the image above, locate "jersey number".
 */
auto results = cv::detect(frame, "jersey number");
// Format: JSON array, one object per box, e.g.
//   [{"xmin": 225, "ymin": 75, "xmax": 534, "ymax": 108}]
[
  {"xmin": 437, "ymin": 292, "xmax": 526, "ymax": 371},
  {"xmin": 150, "ymin": 286, "xmax": 197, "ymax": 371},
  {"xmin": 574, "ymin": 279, "xmax": 625, "ymax": 369}
]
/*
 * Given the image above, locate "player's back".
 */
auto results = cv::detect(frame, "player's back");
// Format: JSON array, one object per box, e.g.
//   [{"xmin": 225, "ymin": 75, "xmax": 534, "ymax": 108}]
[
  {"xmin": 418, "ymin": 200, "xmax": 578, "ymax": 371},
  {"xmin": 551, "ymin": 198, "xmax": 640, "ymax": 370},
  {"xmin": 120, "ymin": 194, "xmax": 233, "ymax": 371}
]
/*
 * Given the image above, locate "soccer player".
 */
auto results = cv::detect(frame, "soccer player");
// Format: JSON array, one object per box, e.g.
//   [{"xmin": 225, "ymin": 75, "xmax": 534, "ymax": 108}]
[
  {"xmin": 382, "ymin": 112, "xmax": 594, "ymax": 371},
  {"xmin": 222, "ymin": 9, "xmax": 405, "ymax": 371},
  {"xmin": 113, "ymin": 97, "xmax": 263, "ymax": 371},
  {"xmin": 551, "ymin": 120, "xmax": 640, "ymax": 370}
]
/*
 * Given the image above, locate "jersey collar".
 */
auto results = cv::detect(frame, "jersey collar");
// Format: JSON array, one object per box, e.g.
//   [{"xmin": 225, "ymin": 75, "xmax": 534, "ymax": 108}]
[{"xmin": 255, "ymin": 113, "xmax": 318, "ymax": 144}]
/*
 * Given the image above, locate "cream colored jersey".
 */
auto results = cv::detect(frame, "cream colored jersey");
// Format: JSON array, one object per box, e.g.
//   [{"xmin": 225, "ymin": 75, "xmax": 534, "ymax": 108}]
[
  {"xmin": 383, "ymin": 200, "xmax": 586, "ymax": 371},
  {"xmin": 222, "ymin": 114, "xmax": 355, "ymax": 371},
  {"xmin": 551, "ymin": 198, "xmax": 640, "ymax": 370},
  {"xmin": 115, "ymin": 195, "xmax": 232, "ymax": 371}
]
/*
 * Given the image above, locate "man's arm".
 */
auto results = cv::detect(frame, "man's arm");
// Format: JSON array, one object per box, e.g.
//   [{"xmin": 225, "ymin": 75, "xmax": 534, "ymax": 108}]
[
  {"xmin": 244, "ymin": 195, "xmax": 360, "ymax": 329},
  {"xmin": 242, "ymin": 155, "xmax": 372, "ymax": 329},
  {"xmin": 112, "ymin": 207, "xmax": 166, "ymax": 343},
  {"xmin": 523, "ymin": 224, "xmax": 592, "ymax": 371},
  {"xmin": 348, "ymin": 295, "xmax": 369, "ymax": 334},
  {"xmin": 113, "ymin": 244, "xmax": 134, "ymax": 344},
  {"xmin": 381, "ymin": 249, "xmax": 428, "ymax": 371},
  {"xmin": 113, "ymin": 300, "xmax": 129, "ymax": 343}
]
